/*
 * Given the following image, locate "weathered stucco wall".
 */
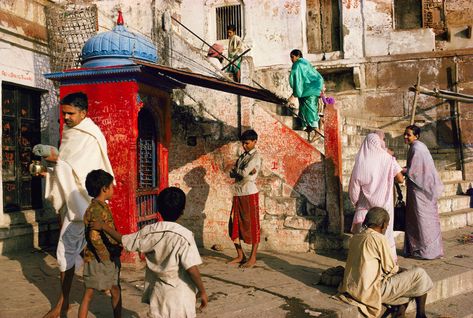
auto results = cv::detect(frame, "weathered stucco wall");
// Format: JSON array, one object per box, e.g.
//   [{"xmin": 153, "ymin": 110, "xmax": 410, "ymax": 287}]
[
  {"xmin": 180, "ymin": 0, "xmax": 307, "ymax": 67},
  {"xmin": 0, "ymin": 0, "xmax": 58, "ymax": 226},
  {"xmin": 2, "ymin": 0, "xmax": 473, "ymax": 253}
]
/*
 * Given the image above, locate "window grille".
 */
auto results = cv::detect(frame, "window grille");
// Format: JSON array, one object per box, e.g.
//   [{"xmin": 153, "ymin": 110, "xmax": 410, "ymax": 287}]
[
  {"xmin": 216, "ymin": 5, "xmax": 242, "ymax": 40},
  {"xmin": 2, "ymin": 84, "xmax": 42, "ymax": 212},
  {"xmin": 136, "ymin": 108, "xmax": 159, "ymax": 229}
]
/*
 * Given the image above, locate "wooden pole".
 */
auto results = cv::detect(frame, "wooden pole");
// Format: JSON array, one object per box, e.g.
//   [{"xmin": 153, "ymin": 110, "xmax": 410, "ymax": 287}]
[
  {"xmin": 410, "ymin": 71, "xmax": 421, "ymax": 125},
  {"xmin": 454, "ymin": 62, "xmax": 466, "ymax": 179},
  {"xmin": 408, "ymin": 86, "xmax": 473, "ymax": 103}
]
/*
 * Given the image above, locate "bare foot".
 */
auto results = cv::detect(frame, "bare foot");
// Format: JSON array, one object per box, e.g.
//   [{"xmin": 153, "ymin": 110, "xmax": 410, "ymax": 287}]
[
  {"xmin": 239, "ymin": 258, "xmax": 256, "ymax": 268},
  {"xmin": 227, "ymin": 256, "xmax": 246, "ymax": 265},
  {"xmin": 43, "ymin": 303, "xmax": 70, "ymax": 318},
  {"xmin": 42, "ymin": 308, "xmax": 60, "ymax": 318}
]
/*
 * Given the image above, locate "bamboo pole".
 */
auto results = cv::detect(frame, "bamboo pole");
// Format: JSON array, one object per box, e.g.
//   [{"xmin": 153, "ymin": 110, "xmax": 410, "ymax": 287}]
[{"xmin": 408, "ymin": 86, "xmax": 473, "ymax": 103}]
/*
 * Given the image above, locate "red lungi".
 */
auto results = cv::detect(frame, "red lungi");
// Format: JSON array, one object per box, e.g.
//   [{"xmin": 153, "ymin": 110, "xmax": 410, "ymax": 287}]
[{"xmin": 229, "ymin": 193, "xmax": 260, "ymax": 244}]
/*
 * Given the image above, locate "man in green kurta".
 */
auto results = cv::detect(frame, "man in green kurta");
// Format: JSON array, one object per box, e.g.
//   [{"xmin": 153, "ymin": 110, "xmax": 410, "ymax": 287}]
[{"xmin": 289, "ymin": 49, "xmax": 324, "ymax": 131}]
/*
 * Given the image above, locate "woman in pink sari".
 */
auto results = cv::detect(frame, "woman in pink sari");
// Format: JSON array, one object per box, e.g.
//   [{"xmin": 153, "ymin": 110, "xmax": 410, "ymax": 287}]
[
  {"xmin": 349, "ymin": 132, "xmax": 404, "ymax": 260},
  {"xmin": 403, "ymin": 125, "xmax": 444, "ymax": 259}
]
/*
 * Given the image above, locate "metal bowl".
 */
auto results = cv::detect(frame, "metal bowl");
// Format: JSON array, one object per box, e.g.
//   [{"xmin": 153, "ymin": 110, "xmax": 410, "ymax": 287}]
[{"xmin": 29, "ymin": 160, "xmax": 46, "ymax": 176}]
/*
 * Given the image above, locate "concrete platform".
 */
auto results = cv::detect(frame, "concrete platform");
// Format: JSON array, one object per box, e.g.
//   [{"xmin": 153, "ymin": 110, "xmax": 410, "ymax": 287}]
[{"xmin": 1, "ymin": 226, "xmax": 473, "ymax": 317}]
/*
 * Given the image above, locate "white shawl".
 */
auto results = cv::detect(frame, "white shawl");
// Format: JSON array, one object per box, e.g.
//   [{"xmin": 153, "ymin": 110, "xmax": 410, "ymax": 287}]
[{"xmin": 45, "ymin": 117, "xmax": 113, "ymax": 271}]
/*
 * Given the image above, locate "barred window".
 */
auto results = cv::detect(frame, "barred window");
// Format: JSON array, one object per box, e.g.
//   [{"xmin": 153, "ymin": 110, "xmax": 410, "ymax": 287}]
[{"xmin": 216, "ymin": 5, "xmax": 242, "ymax": 40}]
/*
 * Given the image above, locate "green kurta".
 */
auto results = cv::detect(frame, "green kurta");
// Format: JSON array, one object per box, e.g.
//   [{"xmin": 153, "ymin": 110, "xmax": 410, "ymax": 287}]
[{"xmin": 289, "ymin": 58, "xmax": 324, "ymax": 128}]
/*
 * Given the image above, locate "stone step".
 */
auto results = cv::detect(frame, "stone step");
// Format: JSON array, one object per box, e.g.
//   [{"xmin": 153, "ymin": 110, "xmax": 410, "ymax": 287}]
[
  {"xmin": 443, "ymin": 180, "xmax": 473, "ymax": 196},
  {"xmin": 440, "ymin": 209, "xmax": 473, "ymax": 231},
  {"xmin": 272, "ymin": 114, "xmax": 296, "ymax": 128},
  {"xmin": 407, "ymin": 290, "xmax": 473, "ymax": 318},
  {"xmin": 439, "ymin": 170, "xmax": 464, "ymax": 182},
  {"xmin": 0, "ymin": 221, "xmax": 59, "ymax": 255},
  {"xmin": 397, "ymin": 227, "xmax": 473, "ymax": 307},
  {"xmin": 438, "ymin": 195, "xmax": 471, "ymax": 213},
  {"xmin": 293, "ymin": 130, "xmax": 325, "ymax": 155}
]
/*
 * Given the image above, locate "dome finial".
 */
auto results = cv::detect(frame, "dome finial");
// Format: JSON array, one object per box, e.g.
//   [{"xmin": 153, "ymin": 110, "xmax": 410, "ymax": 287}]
[{"xmin": 117, "ymin": 9, "xmax": 124, "ymax": 25}]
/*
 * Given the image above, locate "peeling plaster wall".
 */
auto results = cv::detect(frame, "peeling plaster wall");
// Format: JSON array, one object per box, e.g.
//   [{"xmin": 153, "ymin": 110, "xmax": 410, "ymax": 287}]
[
  {"xmin": 363, "ymin": 0, "xmax": 435, "ymax": 56},
  {"xmin": 81, "ymin": 0, "xmax": 327, "ymax": 251},
  {"xmin": 3, "ymin": 0, "xmax": 473, "ymax": 252},
  {"xmin": 167, "ymin": 32, "xmax": 325, "ymax": 251},
  {"xmin": 0, "ymin": 0, "xmax": 58, "ymax": 234},
  {"xmin": 180, "ymin": 0, "xmax": 306, "ymax": 67}
]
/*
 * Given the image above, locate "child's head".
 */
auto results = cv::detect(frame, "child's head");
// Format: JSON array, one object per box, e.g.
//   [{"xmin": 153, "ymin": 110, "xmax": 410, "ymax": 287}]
[
  {"xmin": 227, "ymin": 24, "xmax": 237, "ymax": 38},
  {"xmin": 240, "ymin": 129, "xmax": 258, "ymax": 152},
  {"xmin": 85, "ymin": 169, "xmax": 114, "ymax": 200},
  {"xmin": 158, "ymin": 187, "xmax": 186, "ymax": 221}
]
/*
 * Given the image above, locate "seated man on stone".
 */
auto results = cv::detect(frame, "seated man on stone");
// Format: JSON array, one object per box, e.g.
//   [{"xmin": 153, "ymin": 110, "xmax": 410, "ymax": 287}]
[{"xmin": 337, "ymin": 207, "xmax": 433, "ymax": 318}]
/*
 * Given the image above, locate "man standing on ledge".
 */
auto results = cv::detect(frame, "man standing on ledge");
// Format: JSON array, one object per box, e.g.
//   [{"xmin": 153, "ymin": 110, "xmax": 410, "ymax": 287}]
[{"xmin": 34, "ymin": 92, "xmax": 114, "ymax": 318}]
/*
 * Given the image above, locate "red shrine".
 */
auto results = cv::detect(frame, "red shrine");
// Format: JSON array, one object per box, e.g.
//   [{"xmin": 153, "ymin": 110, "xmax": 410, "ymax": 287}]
[{"xmin": 45, "ymin": 11, "xmax": 182, "ymax": 262}]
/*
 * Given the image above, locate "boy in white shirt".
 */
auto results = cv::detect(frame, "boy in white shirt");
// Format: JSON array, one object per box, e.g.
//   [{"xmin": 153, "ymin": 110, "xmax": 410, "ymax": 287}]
[
  {"xmin": 228, "ymin": 129, "xmax": 262, "ymax": 268},
  {"xmin": 90, "ymin": 187, "xmax": 207, "ymax": 318}
]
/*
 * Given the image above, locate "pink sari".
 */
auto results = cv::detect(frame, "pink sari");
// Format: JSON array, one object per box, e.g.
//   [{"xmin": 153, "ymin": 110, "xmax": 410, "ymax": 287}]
[
  {"xmin": 349, "ymin": 133, "xmax": 402, "ymax": 260},
  {"xmin": 404, "ymin": 140, "xmax": 444, "ymax": 259}
]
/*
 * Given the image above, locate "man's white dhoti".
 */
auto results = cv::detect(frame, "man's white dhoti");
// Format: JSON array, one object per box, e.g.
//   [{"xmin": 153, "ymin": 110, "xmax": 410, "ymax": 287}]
[
  {"xmin": 45, "ymin": 117, "xmax": 113, "ymax": 272},
  {"xmin": 381, "ymin": 267, "xmax": 433, "ymax": 306}
]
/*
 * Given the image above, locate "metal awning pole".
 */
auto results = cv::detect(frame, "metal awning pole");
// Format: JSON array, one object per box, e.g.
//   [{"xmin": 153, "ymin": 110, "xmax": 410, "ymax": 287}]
[
  {"xmin": 171, "ymin": 16, "xmax": 232, "ymax": 64},
  {"xmin": 221, "ymin": 48, "xmax": 251, "ymax": 71}
]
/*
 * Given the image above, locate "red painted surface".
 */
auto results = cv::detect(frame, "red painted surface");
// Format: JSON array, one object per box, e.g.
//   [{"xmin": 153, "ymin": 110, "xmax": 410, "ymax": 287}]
[
  {"xmin": 324, "ymin": 102, "xmax": 342, "ymax": 179},
  {"xmin": 59, "ymin": 78, "xmax": 171, "ymax": 263},
  {"xmin": 323, "ymin": 101, "xmax": 344, "ymax": 233}
]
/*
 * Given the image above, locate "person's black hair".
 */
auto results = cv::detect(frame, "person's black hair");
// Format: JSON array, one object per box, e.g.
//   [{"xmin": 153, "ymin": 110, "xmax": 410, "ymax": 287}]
[
  {"xmin": 405, "ymin": 125, "xmax": 421, "ymax": 138},
  {"xmin": 85, "ymin": 169, "xmax": 114, "ymax": 198},
  {"xmin": 158, "ymin": 187, "xmax": 186, "ymax": 221},
  {"xmin": 227, "ymin": 24, "xmax": 237, "ymax": 32},
  {"xmin": 290, "ymin": 49, "xmax": 303, "ymax": 58},
  {"xmin": 60, "ymin": 92, "xmax": 88, "ymax": 111},
  {"xmin": 240, "ymin": 129, "xmax": 258, "ymax": 141}
]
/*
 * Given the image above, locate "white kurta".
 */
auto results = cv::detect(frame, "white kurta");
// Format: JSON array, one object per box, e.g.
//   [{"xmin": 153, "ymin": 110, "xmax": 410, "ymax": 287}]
[
  {"xmin": 45, "ymin": 117, "xmax": 113, "ymax": 272},
  {"xmin": 122, "ymin": 222, "xmax": 202, "ymax": 318}
]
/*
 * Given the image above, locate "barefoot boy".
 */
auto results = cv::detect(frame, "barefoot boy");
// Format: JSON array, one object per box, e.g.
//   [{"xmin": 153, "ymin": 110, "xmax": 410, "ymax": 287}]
[
  {"xmin": 80, "ymin": 169, "xmax": 122, "ymax": 318},
  {"xmin": 228, "ymin": 129, "xmax": 262, "ymax": 268},
  {"xmin": 90, "ymin": 187, "xmax": 208, "ymax": 318}
]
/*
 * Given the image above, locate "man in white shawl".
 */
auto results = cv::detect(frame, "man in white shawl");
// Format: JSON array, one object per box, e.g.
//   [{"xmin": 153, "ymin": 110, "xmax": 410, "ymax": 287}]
[
  {"xmin": 348, "ymin": 132, "xmax": 404, "ymax": 261},
  {"xmin": 34, "ymin": 92, "xmax": 114, "ymax": 318}
]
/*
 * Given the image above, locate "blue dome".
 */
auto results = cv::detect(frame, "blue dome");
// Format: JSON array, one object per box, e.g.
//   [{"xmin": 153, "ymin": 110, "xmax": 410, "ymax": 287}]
[{"xmin": 81, "ymin": 12, "xmax": 158, "ymax": 67}]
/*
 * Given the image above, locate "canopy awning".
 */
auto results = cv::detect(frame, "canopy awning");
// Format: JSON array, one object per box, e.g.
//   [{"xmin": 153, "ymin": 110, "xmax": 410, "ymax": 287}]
[{"xmin": 133, "ymin": 60, "xmax": 286, "ymax": 105}]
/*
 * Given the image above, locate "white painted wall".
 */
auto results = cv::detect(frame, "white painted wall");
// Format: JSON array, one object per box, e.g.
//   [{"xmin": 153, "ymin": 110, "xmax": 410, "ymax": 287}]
[{"xmin": 180, "ymin": 0, "xmax": 307, "ymax": 68}]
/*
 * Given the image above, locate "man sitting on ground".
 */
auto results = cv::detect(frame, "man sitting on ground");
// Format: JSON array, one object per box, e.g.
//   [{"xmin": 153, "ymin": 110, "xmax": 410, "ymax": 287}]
[{"xmin": 337, "ymin": 207, "xmax": 433, "ymax": 318}]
